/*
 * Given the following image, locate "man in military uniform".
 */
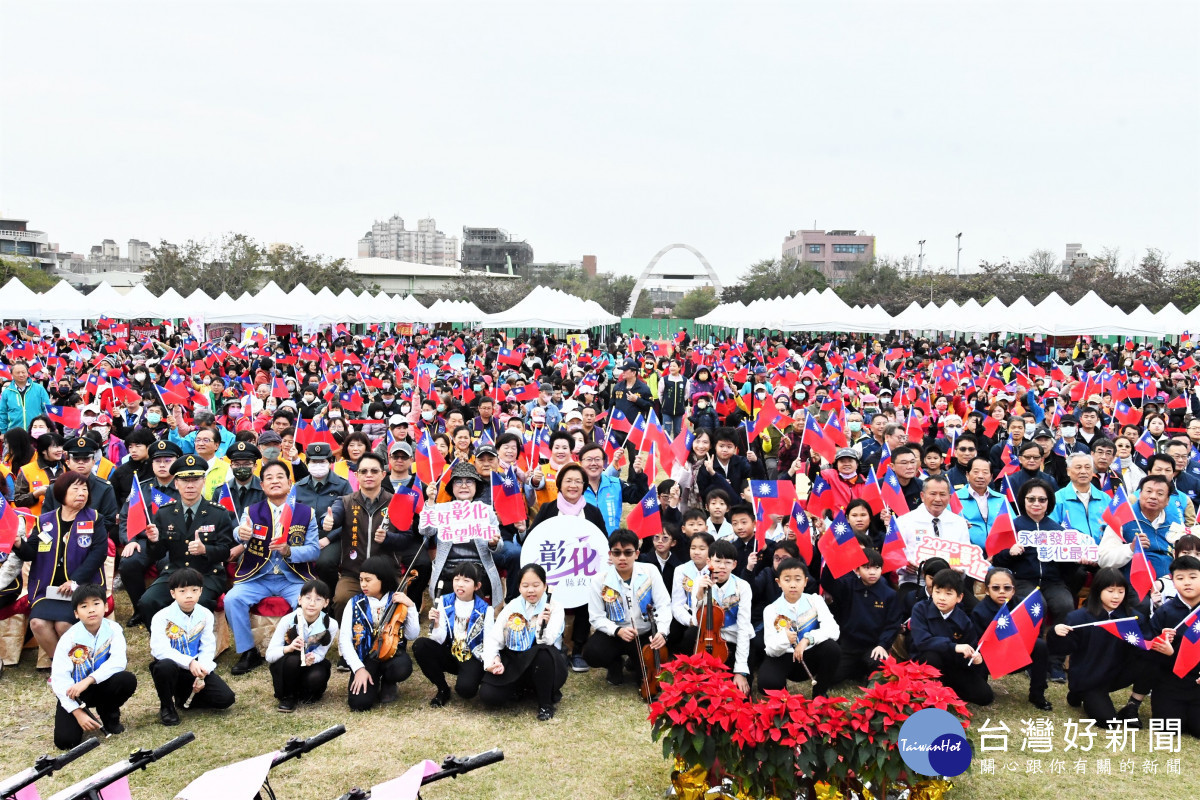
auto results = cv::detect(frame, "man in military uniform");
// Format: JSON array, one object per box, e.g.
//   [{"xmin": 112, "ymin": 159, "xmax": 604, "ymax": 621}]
[
  {"xmin": 117, "ymin": 439, "xmax": 183, "ymax": 624},
  {"xmin": 227, "ymin": 459, "xmax": 320, "ymax": 675},
  {"xmin": 43, "ymin": 436, "xmax": 120, "ymax": 544},
  {"xmin": 138, "ymin": 455, "xmax": 235, "ymax": 622},
  {"xmin": 226, "ymin": 440, "xmax": 266, "ymax": 520}
]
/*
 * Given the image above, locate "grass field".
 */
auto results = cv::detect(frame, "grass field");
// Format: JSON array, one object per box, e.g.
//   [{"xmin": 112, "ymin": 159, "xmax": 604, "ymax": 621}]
[{"xmin": 4, "ymin": 596, "xmax": 1199, "ymax": 800}]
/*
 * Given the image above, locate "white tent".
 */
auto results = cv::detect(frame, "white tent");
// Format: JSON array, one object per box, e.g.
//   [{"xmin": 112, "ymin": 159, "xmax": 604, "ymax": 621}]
[
  {"xmin": 482, "ymin": 286, "xmax": 619, "ymax": 329},
  {"xmin": 0, "ymin": 277, "xmax": 43, "ymax": 319}
]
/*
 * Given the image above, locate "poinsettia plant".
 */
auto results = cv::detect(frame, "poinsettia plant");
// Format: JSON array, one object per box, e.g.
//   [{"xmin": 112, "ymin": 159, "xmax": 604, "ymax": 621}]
[{"xmin": 649, "ymin": 655, "xmax": 971, "ymax": 799}]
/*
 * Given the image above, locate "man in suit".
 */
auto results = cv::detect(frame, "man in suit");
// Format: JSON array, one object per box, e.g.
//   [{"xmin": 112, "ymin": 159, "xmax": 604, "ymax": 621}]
[{"xmin": 138, "ymin": 455, "xmax": 235, "ymax": 622}]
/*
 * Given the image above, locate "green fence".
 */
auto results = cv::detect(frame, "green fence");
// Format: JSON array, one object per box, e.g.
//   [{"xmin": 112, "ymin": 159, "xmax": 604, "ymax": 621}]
[{"xmin": 617, "ymin": 318, "xmax": 695, "ymax": 338}]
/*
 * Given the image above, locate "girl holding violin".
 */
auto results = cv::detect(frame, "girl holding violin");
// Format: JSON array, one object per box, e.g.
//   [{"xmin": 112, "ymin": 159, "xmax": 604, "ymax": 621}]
[
  {"xmin": 690, "ymin": 539, "xmax": 755, "ymax": 695},
  {"xmin": 480, "ymin": 564, "xmax": 566, "ymax": 721},
  {"xmin": 582, "ymin": 529, "xmax": 672, "ymax": 687},
  {"xmin": 338, "ymin": 555, "xmax": 419, "ymax": 712}
]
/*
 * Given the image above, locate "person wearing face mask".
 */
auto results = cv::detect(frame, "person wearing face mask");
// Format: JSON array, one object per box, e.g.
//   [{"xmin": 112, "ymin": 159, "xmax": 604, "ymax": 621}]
[
  {"xmin": 117, "ymin": 439, "xmax": 183, "ymax": 625},
  {"xmin": 87, "ymin": 415, "xmax": 123, "ymax": 481},
  {"xmin": 217, "ymin": 441, "xmax": 267, "ymax": 524},
  {"xmin": 296, "ymin": 442, "xmax": 354, "ymax": 591},
  {"xmin": 255, "ymin": 430, "xmax": 289, "ymax": 478},
  {"xmin": 294, "ymin": 385, "xmax": 322, "ymax": 421},
  {"xmin": 108, "ymin": 427, "xmax": 156, "ymax": 516},
  {"xmin": 816, "ymin": 448, "xmax": 878, "ymax": 530},
  {"xmin": 417, "ymin": 399, "xmax": 445, "ymax": 436},
  {"xmin": 689, "ymin": 392, "xmax": 719, "ymax": 434},
  {"xmin": 218, "ymin": 395, "xmax": 255, "ymax": 435}
]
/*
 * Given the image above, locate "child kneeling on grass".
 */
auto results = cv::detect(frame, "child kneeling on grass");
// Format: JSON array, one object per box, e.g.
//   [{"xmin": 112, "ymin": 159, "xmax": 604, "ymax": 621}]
[
  {"xmin": 266, "ymin": 578, "xmax": 338, "ymax": 713},
  {"xmin": 51, "ymin": 583, "xmax": 137, "ymax": 749},
  {"xmin": 413, "ymin": 562, "xmax": 494, "ymax": 708},
  {"xmin": 339, "ymin": 555, "xmax": 418, "ymax": 712},
  {"xmin": 759, "ymin": 557, "xmax": 840, "ymax": 697},
  {"xmin": 149, "ymin": 568, "xmax": 235, "ymax": 726},
  {"xmin": 909, "ymin": 568, "xmax": 994, "ymax": 706}
]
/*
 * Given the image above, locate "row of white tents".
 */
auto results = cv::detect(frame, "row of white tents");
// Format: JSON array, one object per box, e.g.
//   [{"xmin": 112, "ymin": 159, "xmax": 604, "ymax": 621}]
[
  {"xmin": 0, "ymin": 278, "xmax": 1191, "ymax": 336},
  {"xmin": 696, "ymin": 289, "xmax": 1198, "ymax": 338}
]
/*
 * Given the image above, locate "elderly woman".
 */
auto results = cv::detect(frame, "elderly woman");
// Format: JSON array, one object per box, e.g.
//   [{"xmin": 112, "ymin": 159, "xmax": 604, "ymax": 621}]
[
  {"xmin": 422, "ymin": 462, "xmax": 504, "ymax": 605},
  {"xmin": 13, "ymin": 471, "xmax": 108, "ymax": 658}
]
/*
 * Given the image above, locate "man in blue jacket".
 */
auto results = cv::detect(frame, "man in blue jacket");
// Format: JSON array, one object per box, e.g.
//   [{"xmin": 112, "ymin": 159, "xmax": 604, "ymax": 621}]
[
  {"xmin": 0, "ymin": 360, "xmax": 50, "ymax": 432},
  {"xmin": 1051, "ymin": 452, "xmax": 1109, "ymax": 543},
  {"xmin": 956, "ymin": 457, "xmax": 1007, "ymax": 551}
]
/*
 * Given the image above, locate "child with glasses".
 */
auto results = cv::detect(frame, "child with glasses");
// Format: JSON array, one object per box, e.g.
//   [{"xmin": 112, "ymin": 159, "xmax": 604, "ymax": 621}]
[
  {"xmin": 582, "ymin": 529, "xmax": 672, "ymax": 687},
  {"xmin": 971, "ymin": 566, "xmax": 1052, "ymax": 711}
]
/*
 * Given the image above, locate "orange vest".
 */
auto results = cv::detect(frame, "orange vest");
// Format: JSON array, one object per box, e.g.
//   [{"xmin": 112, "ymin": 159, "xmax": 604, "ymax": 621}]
[{"xmin": 20, "ymin": 461, "xmax": 51, "ymax": 517}]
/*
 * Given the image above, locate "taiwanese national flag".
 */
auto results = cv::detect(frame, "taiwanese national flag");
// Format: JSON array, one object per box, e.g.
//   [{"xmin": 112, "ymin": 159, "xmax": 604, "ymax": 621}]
[
  {"xmin": 497, "ymin": 347, "xmax": 522, "ymax": 367},
  {"xmin": 490, "ymin": 465, "xmax": 526, "ymax": 526},
  {"xmin": 806, "ymin": 475, "xmax": 834, "ymax": 518},
  {"xmin": 274, "ymin": 486, "xmax": 298, "ymax": 545},
  {"xmin": 389, "ymin": 485, "xmax": 423, "ymax": 532},
  {"xmin": 1172, "ymin": 606, "xmax": 1200, "ymax": 678},
  {"xmin": 749, "ymin": 480, "xmax": 797, "ymax": 516},
  {"xmin": 414, "ymin": 431, "xmax": 447, "ymax": 486},
  {"xmin": 1095, "ymin": 616, "xmax": 1152, "ymax": 650},
  {"xmin": 789, "ymin": 501, "xmax": 814, "ymax": 564},
  {"xmin": 1168, "ymin": 394, "xmax": 1189, "ymax": 410},
  {"xmin": 749, "ymin": 406, "xmax": 786, "ymax": 444},
  {"xmin": 801, "ymin": 413, "xmax": 837, "ymax": 463},
  {"xmin": 985, "ymin": 500, "xmax": 1018, "ymax": 558},
  {"xmin": 511, "ymin": 384, "xmax": 538, "ymax": 403},
  {"xmin": 860, "ymin": 465, "xmax": 885, "ymax": 515},
  {"xmin": 823, "ymin": 412, "xmax": 848, "ymax": 449},
  {"xmin": 1113, "ymin": 401, "xmax": 1141, "ymax": 427},
  {"xmin": 754, "ymin": 499, "xmax": 773, "ymax": 549},
  {"xmin": 876, "ymin": 442, "xmax": 892, "ymax": 477},
  {"xmin": 627, "ymin": 489, "xmax": 663, "ymax": 539},
  {"xmin": 981, "ymin": 415, "xmax": 1004, "ymax": 439},
  {"xmin": 881, "ymin": 513, "xmax": 907, "ymax": 573},
  {"xmin": 339, "ymin": 388, "xmax": 364, "ymax": 413},
  {"xmin": 879, "ymin": 467, "xmax": 909, "ymax": 518},
  {"xmin": 625, "ymin": 413, "xmax": 649, "ymax": 451},
  {"xmin": 1130, "ymin": 531, "xmax": 1157, "ymax": 599},
  {"xmin": 272, "ymin": 376, "xmax": 290, "ymax": 399},
  {"xmin": 1133, "ymin": 430, "xmax": 1156, "ymax": 459},
  {"xmin": 149, "ymin": 487, "xmax": 173, "ymax": 514},
  {"xmin": 978, "ymin": 588, "xmax": 1044, "ymax": 677},
  {"xmin": 124, "ymin": 480, "xmax": 151, "ymax": 539},
  {"xmin": 817, "ymin": 510, "xmax": 868, "ymax": 578},
  {"xmin": 670, "ymin": 427, "xmax": 694, "ymax": 473},
  {"xmin": 1102, "ymin": 484, "xmax": 1137, "ymax": 531},
  {"xmin": 212, "ymin": 482, "xmax": 235, "ymax": 514},
  {"xmin": 0, "ymin": 495, "xmax": 20, "ymax": 554},
  {"xmin": 45, "ymin": 404, "xmax": 82, "ymax": 429}
]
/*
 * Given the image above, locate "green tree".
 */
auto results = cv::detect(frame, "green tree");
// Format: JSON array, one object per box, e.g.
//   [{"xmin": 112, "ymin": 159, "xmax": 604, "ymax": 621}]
[
  {"xmin": 631, "ymin": 291, "xmax": 654, "ymax": 317},
  {"xmin": 734, "ymin": 256, "xmax": 828, "ymax": 302},
  {"xmin": 672, "ymin": 286, "xmax": 718, "ymax": 319},
  {"xmin": 0, "ymin": 256, "xmax": 61, "ymax": 292},
  {"xmin": 426, "ymin": 274, "xmax": 534, "ymax": 314},
  {"xmin": 264, "ymin": 244, "xmax": 373, "ymax": 293}
]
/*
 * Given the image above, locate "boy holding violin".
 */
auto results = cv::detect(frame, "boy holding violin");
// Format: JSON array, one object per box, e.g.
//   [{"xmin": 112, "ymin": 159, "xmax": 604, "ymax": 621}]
[
  {"xmin": 582, "ymin": 529, "xmax": 672, "ymax": 687},
  {"xmin": 690, "ymin": 539, "xmax": 755, "ymax": 694}
]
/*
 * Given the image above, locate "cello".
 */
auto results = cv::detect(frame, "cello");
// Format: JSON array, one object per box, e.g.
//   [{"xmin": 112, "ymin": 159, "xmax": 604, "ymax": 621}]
[
  {"xmin": 638, "ymin": 603, "xmax": 669, "ymax": 702},
  {"xmin": 692, "ymin": 584, "xmax": 728, "ymax": 663},
  {"xmin": 371, "ymin": 567, "xmax": 419, "ymax": 661}
]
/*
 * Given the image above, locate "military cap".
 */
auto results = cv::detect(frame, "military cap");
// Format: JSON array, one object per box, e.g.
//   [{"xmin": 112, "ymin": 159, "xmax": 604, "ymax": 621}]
[{"xmin": 171, "ymin": 454, "xmax": 208, "ymax": 478}]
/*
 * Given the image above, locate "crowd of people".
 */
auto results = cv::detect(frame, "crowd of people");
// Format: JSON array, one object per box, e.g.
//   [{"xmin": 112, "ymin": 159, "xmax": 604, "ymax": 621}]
[{"xmin": 1, "ymin": 320, "xmax": 1199, "ymax": 749}]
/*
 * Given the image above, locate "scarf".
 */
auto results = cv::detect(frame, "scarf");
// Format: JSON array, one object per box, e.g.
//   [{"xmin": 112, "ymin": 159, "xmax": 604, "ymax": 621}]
[
  {"xmin": 556, "ymin": 492, "xmax": 587, "ymax": 517},
  {"xmin": 503, "ymin": 595, "xmax": 547, "ymax": 652},
  {"xmin": 601, "ymin": 565, "xmax": 652, "ymax": 625}
]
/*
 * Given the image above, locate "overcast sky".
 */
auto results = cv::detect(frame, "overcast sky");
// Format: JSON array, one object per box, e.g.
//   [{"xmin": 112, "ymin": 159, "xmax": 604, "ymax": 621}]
[{"xmin": 3, "ymin": 1, "xmax": 1197, "ymax": 284}]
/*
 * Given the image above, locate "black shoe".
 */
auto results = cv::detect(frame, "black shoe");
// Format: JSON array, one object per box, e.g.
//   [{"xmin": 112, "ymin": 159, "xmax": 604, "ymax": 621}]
[
  {"xmin": 429, "ymin": 688, "xmax": 452, "ymax": 708},
  {"xmin": 1067, "ymin": 691, "xmax": 1081, "ymax": 708},
  {"xmin": 277, "ymin": 698, "xmax": 297, "ymax": 713},
  {"xmin": 1028, "ymin": 693, "xmax": 1053, "ymax": 712},
  {"xmin": 159, "ymin": 703, "xmax": 179, "ymax": 726},
  {"xmin": 606, "ymin": 666, "xmax": 624, "ymax": 687},
  {"xmin": 380, "ymin": 681, "xmax": 399, "ymax": 704},
  {"xmin": 1117, "ymin": 701, "xmax": 1143, "ymax": 728},
  {"xmin": 231, "ymin": 648, "xmax": 264, "ymax": 676},
  {"xmin": 537, "ymin": 705, "xmax": 555, "ymax": 721},
  {"xmin": 336, "ymin": 656, "xmax": 351, "ymax": 673},
  {"xmin": 101, "ymin": 712, "xmax": 125, "ymax": 735},
  {"xmin": 126, "ymin": 612, "xmax": 144, "ymax": 628}
]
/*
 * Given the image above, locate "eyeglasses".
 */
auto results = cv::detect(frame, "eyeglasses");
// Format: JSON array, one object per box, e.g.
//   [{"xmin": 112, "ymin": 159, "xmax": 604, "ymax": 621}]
[
  {"xmin": 988, "ymin": 583, "xmax": 1015, "ymax": 592},
  {"xmin": 1025, "ymin": 496, "xmax": 1049, "ymax": 503},
  {"xmin": 390, "ymin": 453, "xmax": 411, "ymax": 459},
  {"xmin": 610, "ymin": 548, "xmax": 638, "ymax": 557},
  {"xmin": 357, "ymin": 468, "xmax": 383, "ymax": 475}
]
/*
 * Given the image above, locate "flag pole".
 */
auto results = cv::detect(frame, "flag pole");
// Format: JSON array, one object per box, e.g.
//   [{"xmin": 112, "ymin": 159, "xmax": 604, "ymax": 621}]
[{"xmin": 1067, "ymin": 616, "xmax": 1141, "ymax": 629}]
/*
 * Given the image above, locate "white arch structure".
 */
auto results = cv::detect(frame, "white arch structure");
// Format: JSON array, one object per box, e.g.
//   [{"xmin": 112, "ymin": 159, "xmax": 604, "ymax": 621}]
[{"xmin": 626, "ymin": 243, "xmax": 723, "ymax": 316}]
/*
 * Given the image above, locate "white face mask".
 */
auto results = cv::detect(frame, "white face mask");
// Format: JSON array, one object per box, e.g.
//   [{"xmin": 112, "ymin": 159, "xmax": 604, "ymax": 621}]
[
  {"xmin": 308, "ymin": 462, "xmax": 330, "ymax": 479},
  {"xmin": 1024, "ymin": 424, "xmax": 1037, "ymax": 438},
  {"xmin": 95, "ymin": 426, "xmax": 110, "ymax": 439},
  {"xmin": 1061, "ymin": 426, "xmax": 1077, "ymax": 438},
  {"xmin": 328, "ymin": 410, "xmax": 341, "ymax": 419},
  {"xmin": 135, "ymin": 372, "xmax": 146, "ymax": 381}
]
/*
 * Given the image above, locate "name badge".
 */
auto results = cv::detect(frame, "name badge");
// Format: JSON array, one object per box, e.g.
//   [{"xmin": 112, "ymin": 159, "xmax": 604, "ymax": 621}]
[{"xmin": 38, "ymin": 541, "xmax": 52, "ymax": 552}]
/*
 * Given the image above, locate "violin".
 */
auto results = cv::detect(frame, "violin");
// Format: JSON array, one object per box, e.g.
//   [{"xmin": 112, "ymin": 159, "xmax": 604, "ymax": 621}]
[
  {"xmin": 638, "ymin": 603, "xmax": 668, "ymax": 703},
  {"xmin": 693, "ymin": 585, "xmax": 728, "ymax": 663},
  {"xmin": 371, "ymin": 567, "xmax": 419, "ymax": 662}
]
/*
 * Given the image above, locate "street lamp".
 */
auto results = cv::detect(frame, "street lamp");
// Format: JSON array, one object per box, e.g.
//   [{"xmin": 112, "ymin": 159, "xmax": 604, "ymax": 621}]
[
  {"xmin": 955, "ymin": 232, "xmax": 963, "ymax": 277},
  {"xmin": 917, "ymin": 240, "xmax": 926, "ymax": 275}
]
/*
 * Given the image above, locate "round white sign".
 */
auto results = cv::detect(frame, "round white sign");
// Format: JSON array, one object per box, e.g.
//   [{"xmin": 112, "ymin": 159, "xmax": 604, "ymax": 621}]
[{"xmin": 519, "ymin": 515, "xmax": 609, "ymax": 608}]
